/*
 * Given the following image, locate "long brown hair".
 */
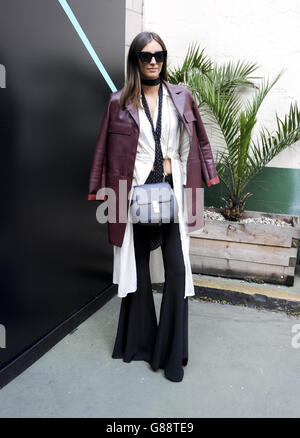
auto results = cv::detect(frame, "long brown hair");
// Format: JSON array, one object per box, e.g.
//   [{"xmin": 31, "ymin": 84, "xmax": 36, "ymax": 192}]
[{"xmin": 119, "ymin": 31, "xmax": 168, "ymax": 110}]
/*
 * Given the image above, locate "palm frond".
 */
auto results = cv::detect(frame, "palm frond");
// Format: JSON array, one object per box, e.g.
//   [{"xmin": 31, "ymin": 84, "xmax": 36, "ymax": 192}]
[
  {"xmin": 167, "ymin": 42, "xmax": 213, "ymax": 84},
  {"xmin": 211, "ymin": 59, "xmax": 261, "ymax": 96},
  {"xmin": 243, "ymin": 70, "xmax": 285, "ymax": 122},
  {"xmin": 240, "ymin": 101, "xmax": 300, "ymax": 192},
  {"xmin": 167, "ymin": 42, "xmax": 300, "ymax": 218},
  {"xmin": 187, "ymin": 70, "xmax": 242, "ymax": 147}
]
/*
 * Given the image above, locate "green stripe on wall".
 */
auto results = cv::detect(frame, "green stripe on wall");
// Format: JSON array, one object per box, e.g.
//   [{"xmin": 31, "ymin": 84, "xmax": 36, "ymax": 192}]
[{"xmin": 204, "ymin": 167, "xmax": 300, "ymax": 263}]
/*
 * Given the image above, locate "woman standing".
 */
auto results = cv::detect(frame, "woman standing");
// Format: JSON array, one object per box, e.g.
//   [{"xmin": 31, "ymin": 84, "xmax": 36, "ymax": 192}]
[{"xmin": 88, "ymin": 32, "xmax": 220, "ymax": 382}]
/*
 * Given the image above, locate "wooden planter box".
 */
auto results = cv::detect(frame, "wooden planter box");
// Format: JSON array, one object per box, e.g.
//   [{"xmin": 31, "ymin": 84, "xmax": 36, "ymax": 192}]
[{"xmin": 189, "ymin": 207, "xmax": 300, "ymax": 286}]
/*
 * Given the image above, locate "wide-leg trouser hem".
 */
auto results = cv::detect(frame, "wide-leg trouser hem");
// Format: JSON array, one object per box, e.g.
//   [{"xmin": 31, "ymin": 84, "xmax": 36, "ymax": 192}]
[{"xmin": 111, "ymin": 221, "xmax": 188, "ymax": 382}]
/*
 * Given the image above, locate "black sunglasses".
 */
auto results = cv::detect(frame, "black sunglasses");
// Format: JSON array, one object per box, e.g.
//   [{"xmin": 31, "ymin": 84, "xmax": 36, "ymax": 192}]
[{"xmin": 137, "ymin": 50, "xmax": 167, "ymax": 64}]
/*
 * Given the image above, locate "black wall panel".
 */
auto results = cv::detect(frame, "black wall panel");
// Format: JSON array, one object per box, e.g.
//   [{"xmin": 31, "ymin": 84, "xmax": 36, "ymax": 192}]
[{"xmin": 0, "ymin": 0, "xmax": 125, "ymax": 376}]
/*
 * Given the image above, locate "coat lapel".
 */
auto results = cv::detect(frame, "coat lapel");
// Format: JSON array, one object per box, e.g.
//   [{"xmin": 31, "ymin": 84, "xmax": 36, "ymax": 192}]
[
  {"xmin": 125, "ymin": 79, "xmax": 190, "ymax": 134},
  {"xmin": 125, "ymin": 101, "xmax": 139, "ymax": 128},
  {"xmin": 162, "ymin": 79, "xmax": 191, "ymax": 135}
]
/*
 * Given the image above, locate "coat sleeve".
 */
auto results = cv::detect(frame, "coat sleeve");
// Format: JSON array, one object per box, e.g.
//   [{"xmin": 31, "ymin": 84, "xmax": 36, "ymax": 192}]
[
  {"xmin": 87, "ymin": 94, "xmax": 113, "ymax": 201},
  {"xmin": 191, "ymin": 94, "xmax": 220, "ymax": 187}
]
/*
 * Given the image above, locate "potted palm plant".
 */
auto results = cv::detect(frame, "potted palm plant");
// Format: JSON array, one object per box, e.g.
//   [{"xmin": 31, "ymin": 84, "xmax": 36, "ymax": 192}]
[{"xmin": 168, "ymin": 44, "xmax": 300, "ymax": 285}]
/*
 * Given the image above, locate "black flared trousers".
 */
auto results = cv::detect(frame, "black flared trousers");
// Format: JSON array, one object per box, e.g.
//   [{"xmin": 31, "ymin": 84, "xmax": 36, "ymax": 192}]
[{"xmin": 111, "ymin": 219, "xmax": 189, "ymax": 382}]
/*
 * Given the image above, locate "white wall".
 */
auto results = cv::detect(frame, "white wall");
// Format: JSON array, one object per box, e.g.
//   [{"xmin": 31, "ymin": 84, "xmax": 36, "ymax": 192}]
[
  {"xmin": 125, "ymin": 0, "xmax": 143, "ymax": 67},
  {"xmin": 143, "ymin": 0, "xmax": 300, "ymax": 168}
]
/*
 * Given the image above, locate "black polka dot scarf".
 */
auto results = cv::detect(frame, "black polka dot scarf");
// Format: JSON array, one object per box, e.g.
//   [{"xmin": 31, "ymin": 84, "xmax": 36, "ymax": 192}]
[
  {"xmin": 140, "ymin": 81, "xmax": 165, "ymax": 251},
  {"xmin": 141, "ymin": 82, "xmax": 164, "ymax": 182}
]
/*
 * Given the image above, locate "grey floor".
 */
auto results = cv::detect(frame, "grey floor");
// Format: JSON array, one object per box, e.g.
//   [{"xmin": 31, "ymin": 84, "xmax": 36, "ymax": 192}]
[{"xmin": 0, "ymin": 292, "xmax": 300, "ymax": 418}]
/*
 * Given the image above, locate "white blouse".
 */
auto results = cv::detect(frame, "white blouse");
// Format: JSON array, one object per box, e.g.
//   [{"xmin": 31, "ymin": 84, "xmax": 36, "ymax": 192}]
[
  {"xmin": 112, "ymin": 83, "xmax": 195, "ymax": 299},
  {"xmin": 133, "ymin": 83, "xmax": 187, "ymax": 185}
]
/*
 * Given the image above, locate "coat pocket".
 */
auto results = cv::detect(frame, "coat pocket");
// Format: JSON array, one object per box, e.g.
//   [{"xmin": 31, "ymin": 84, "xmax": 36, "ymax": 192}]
[
  {"xmin": 183, "ymin": 110, "xmax": 196, "ymax": 136},
  {"xmin": 108, "ymin": 122, "xmax": 132, "ymax": 135},
  {"xmin": 183, "ymin": 109, "xmax": 196, "ymax": 123},
  {"xmin": 108, "ymin": 122, "xmax": 133, "ymax": 157}
]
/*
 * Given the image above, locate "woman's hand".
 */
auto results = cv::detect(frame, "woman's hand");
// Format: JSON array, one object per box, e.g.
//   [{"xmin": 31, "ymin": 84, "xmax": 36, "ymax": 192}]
[
  {"xmin": 152, "ymin": 158, "xmax": 172, "ymax": 174},
  {"xmin": 163, "ymin": 158, "xmax": 172, "ymax": 174}
]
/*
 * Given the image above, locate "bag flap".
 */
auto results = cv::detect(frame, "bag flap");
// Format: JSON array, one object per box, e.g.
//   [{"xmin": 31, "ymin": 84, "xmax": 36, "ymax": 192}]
[{"xmin": 133, "ymin": 183, "xmax": 173, "ymax": 205}]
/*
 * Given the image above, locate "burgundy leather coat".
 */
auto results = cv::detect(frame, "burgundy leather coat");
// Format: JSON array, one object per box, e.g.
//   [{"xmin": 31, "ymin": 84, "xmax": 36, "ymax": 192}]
[{"xmin": 88, "ymin": 78, "xmax": 220, "ymax": 247}]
